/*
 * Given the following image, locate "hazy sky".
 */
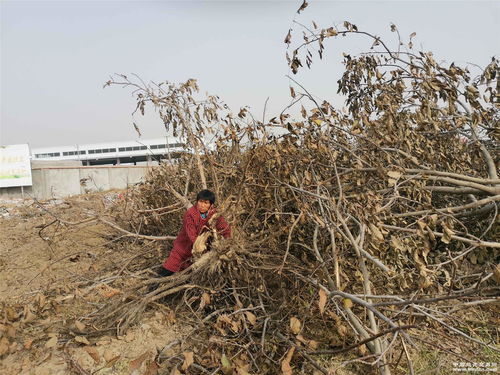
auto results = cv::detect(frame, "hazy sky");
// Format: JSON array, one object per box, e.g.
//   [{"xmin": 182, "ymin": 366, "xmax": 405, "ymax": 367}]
[{"xmin": 1, "ymin": 0, "xmax": 499, "ymax": 148}]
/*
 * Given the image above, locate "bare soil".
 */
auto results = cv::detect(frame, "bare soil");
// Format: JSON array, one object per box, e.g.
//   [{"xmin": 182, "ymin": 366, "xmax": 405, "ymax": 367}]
[{"xmin": 0, "ymin": 192, "xmax": 185, "ymax": 375}]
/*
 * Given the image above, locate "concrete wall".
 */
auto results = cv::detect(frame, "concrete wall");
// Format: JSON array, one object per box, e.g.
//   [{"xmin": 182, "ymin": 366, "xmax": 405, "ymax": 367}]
[{"xmin": 0, "ymin": 165, "xmax": 154, "ymax": 200}]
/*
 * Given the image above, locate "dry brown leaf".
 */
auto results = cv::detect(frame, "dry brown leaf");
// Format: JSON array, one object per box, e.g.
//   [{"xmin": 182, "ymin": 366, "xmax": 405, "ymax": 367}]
[
  {"xmin": 318, "ymin": 289, "xmax": 327, "ymax": 315},
  {"xmin": 143, "ymin": 360, "xmax": 159, "ymax": 375},
  {"xmin": 343, "ymin": 298, "xmax": 353, "ymax": 309},
  {"xmin": 103, "ymin": 349, "xmax": 116, "ymax": 362},
  {"xmin": 36, "ymin": 293, "xmax": 46, "ymax": 309},
  {"xmin": 219, "ymin": 314, "xmax": 240, "ymax": 333},
  {"xmin": 200, "ymin": 292, "xmax": 211, "ymax": 309},
  {"xmin": 289, "ymin": 317, "xmax": 301, "ymax": 335},
  {"xmin": 297, "ymin": 0, "xmax": 308, "ymax": 14},
  {"xmin": 441, "ymin": 224, "xmax": 454, "ymax": 244},
  {"xmin": 296, "ymin": 334, "xmax": 318, "ymax": 350},
  {"xmin": 281, "ymin": 347, "xmax": 295, "ymax": 375},
  {"xmin": 244, "ymin": 311, "xmax": 257, "ymax": 326},
  {"xmin": 96, "ymin": 337, "xmax": 112, "ymax": 346},
  {"xmin": 99, "ymin": 287, "xmax": 121, "ymax": 298},
  {"xmin": 129, "ymin": 351, "xmax": 150, "ymax": 373},
  {"xmin": 337, "ymin": 324, "xmax": 348, "ymax": 337},
  {"xmin": 284, "ymin": 29, "xmax": 292, "ymax": 45},
  {"xmin": 0, "ymin": 337, "xmax": 10, "ymax": 356},
  {"xmin": 192, "ymin": 231, "xmax": 211, "ymax": 255},
  {"xmin": 105, "ymin": 355, "xmax": 121, "ymax": 368},
  {"xmin": 124, "ymin": 330, "xmax": 135, "ymax": 343},
  {"xmin": 75, "ymin": 321, "xmax": 85, "ymax": 331},
  {"xmin": 308, "ymin": 340, "xmax": 318, "ymax": 350},
  {"xmin": 6, "ymin": 307, "xmax": 18, "ymax": 322},
  {"xmin": 181, "ymin": 351, "xmax": 194, "ymax": 371},
  {"xmin": 45, "ymin": 335, "xmax": 58, "ymax": 349},
  {"xmin": 74, "ymin": 336, "xmax": 90, "ymax": 345},
  {"xmin": 5, "ymin": 325, "xmax": 16, "ymax": 338},
  {"xmin": 236, "ymin": 365, "xmax": 251, "ymax": 375},
  {"xmin": 387, "ymin": 170, "xmax": 401, "ymax": 186},
  {"xmin": 22, "ymin": 307, "xmax": 36, "ymax": 323},
  {"xmin": 170, "ymin": 367, "xmax": 181, "ymax": 375},
  {"xmin": 221, "ymin": 354, "xmax": 233, "ymax": 375},
  {"xmin": 84, "ymin": 346, "xmax": 100, "ymax": 364},
  {"xmin": 493, "ymin": 264, "xmax": 500, "ymax": 284},
  {"xmin": 23, "ymin": 338, "xmax": 33, "ymax": 350},
  {"xmin": 369, "ymin": 223, "xmax": 384, "ymax": 242},
  {"xmin": 326, "ymin": 27, "xmax": 338, "ymax": 37}
]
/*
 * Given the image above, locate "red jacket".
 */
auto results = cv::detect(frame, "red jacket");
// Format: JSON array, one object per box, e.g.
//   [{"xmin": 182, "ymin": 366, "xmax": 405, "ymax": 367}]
[{"xmin": 163, "ymin": 205, "xmax": 230, "ymax": 272}]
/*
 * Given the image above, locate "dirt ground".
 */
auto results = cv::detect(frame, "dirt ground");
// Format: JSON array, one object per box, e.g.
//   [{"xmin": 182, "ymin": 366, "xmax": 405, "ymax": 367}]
[{"xmin": 0, "ymin": 192, "xmax": 186, "ymax": 375}]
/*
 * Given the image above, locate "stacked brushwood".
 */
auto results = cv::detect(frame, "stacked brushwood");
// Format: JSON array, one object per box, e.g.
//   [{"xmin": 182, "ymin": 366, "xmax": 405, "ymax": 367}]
[{"xmin": 90, "ymin": 23, "xmax": 499, "ymax": 375}]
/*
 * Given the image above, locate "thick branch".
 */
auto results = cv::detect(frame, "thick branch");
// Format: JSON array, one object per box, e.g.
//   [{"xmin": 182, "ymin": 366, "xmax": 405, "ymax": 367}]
[
  {"xmin": 381, "ymin": 224, "xmax": 500, "ymax": 248},
  {"xmin": 99, "ymin": 218, "xmax": 175, "ymax": 241},
  {"xmin": 394, "ymin": 195, "xmax": 500, "ymax": 218}
]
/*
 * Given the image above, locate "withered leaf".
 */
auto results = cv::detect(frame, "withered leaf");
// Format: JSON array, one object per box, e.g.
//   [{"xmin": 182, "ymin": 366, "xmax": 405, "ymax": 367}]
[
  {"xmin": 103, "ymin": 349, "xmax": 116, "ymax": 362},
  {"xmin": 84, "ymin": 346, "xmax": 100, "ymax": 364},
  {"xmin": 368, "ymin": 223, "xmax": 384, "ymax": 242},
  {"xmin": 6, "ymin": 306, "xmax": 18, "ymax": 322},
  {"xmin": 199, "ymin": 292, "xmax": 211, "ymax": 309},
  {"xmin": 441, "ymin": 224, "xmax": 454, "ymax": 244},
  {"xmin": 343, "ymin": 298, "xmax": 353, "ymax": 309},
  {"xmin": 23, "ymin": 307, "xmax": 36, "ymax": 323},
  {"xmin": 297, "ymin": 0, "xmax": 308, "ymax": 14},
  {"xmin": 74, "ymin": 336, "xmax": 90, "ymax": 345},
  {"xmin": 281, "ymin": 347, "xmax": 295, "ymax": 375},
  {"xmin": 221, "ymin": 354, "xmax": 233, "ymax": 375},
  {"xmin": 74, "ymin": 321, "xmax": 85, "ymax": 332},
  {"xmin": 284, "ymin": 29, "xmax": 292, "ymax": 45},
  {"xmin": 45, "ymin": 335, "xmax": 58, "ymax": 349},
  {"xmin": 289, "ymin": 317, "xmax": 301, "ymax": 335},
  {"xmin": 36, "ymin": 293, "xmax": 46, "ymax": 309},
  {"xmin": 326, "ymin": 27, "xmax": 337, "ymax": 37},
  {"xmin": 0, "ymin": 337, "xmax": 10, "ymax": 356},
  {"xmin": 129, "ymin": 351, "xmax": 150, "ymax": 373},
  {"xmin": 300, "ymin": 105, "xmax": 307, "ymax": 118},
  {"xmin": 387, "ymin": 170, "xmax": 401, "ymax": 186},
  {"xmin": 133, "ymin": 122, "xmax": 142, "ymax": 137},
  {"xmin": 181, "ymin": 351, "xmax": 194, "ymax": 371},
  {"xmin": 105, "ymin": 355, "xmax": 121, "ymax": 368},
  {"xmin": 318, "ymin": 288, "xmax": 327, "ymax": 315},
  {"xmin": 23, "ymin": 338, "xmax": 34, "ymax": 350},
  {"xmin": 244, "ymin": 311, "xmax": 257, "ymax": 326},
  {"xmin": 493, "ymin": 264, "xmax": 500, "ymax": 284},
  {"xmin": 143, "ymin": 360, "xmax": 159, "ymax": 375}
]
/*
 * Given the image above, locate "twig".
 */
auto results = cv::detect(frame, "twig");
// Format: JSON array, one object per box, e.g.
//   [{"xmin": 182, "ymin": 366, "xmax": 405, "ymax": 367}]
[
  {"xmin": 381, "ymin": 224, "xmax": 500, "ymax": 248},
  {"xmin": 311, "ymin": 325, "xmax": 416, "ymax": 355},
  {"xmin": 411, "ymin": 304, "xmax": 499, "ymax": 352},
  {"xmin": 158, "ymin": 308, "xmax": 228, "ymax": 360},
  {"xmin": 278, "ymin": 211, "xmax": 303, "ymax": 273},
  {"xmin": 62, "ymin": 351, "xmax": 91, "ymax": 375},
  {"xmin": 372, "ymin": 290, "xmax": 477, "ymax": 307},
  {"xmin": 394, "ymin": 195, "xmax": 500, "ymax": 217},
  {"xmin": 400, "ymin": 337, "xmax": 415, "ymax": 375},
  {"xmin": 98, "ymin": 218, "xmax": 175, "ymax": 241},
  {"xmin": 276, "ymin": 332, "xmax": 329, "ymax": 375}
]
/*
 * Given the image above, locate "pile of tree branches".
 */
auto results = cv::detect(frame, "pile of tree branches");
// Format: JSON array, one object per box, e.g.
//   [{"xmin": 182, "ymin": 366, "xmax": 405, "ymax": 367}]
[{"xmin": 87, "ymin": 18, "xmax": 498, "ymax": 375}]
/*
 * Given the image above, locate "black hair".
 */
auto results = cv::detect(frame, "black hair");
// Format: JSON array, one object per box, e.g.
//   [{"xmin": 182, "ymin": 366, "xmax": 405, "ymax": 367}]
[{"xmin": 196, "ymin": 189, "xmax": 216, "ymax": 204}]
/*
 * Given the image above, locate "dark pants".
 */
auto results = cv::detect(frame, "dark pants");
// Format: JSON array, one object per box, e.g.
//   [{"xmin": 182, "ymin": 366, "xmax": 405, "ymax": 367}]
[
  {"xmin": 157, "ymin": 267, "xmax": 174, "ymax": 277},
  {"xmin": 148, "ymin": 267, "xmax": 174, "ymax": 294}
]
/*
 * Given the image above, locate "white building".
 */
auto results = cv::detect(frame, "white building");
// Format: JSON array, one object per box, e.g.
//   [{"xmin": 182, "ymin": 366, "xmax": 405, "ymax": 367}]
[{"xmin": 31, "ymin": 137, "xmax": 185, "ymax": 166}]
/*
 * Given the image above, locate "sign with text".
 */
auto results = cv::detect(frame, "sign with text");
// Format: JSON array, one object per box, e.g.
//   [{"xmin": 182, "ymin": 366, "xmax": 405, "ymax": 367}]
[{"xmin": 0, "ymin": 144, "xmax": 33, "ymax": 188}]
